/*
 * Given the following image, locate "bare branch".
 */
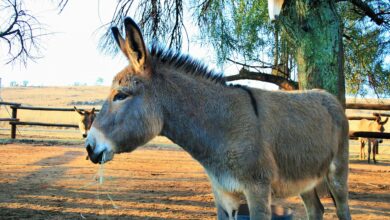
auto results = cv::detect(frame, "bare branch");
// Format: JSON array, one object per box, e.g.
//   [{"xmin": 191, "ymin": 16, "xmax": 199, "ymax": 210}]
[
  {"xmin": 0, "ymin": 0, "xmax": 19, "ymax": 38},
  {"xmin": 227, "ymin": 58, "xmax": 273, "ymax": 69},
  {"xmin": 56, "ymin": 0, "xmax": 69, "ymax": 13},
  {"xmin": 342, "ymin": 0, "xmax": 385, "ymax": 25},
  {"xmin": 225, "ymin": 68, "xmax": 298, "ymax": 91},
  {"xmin": 0, "ymin": 0, "xmax": 47, "ymax": 65}
]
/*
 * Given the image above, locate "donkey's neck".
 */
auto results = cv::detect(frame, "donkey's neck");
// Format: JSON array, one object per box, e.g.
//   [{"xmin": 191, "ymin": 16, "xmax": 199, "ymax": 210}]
[{"xmin": 157, "ymin": 72, "xmax": 239, "ymax": 162}]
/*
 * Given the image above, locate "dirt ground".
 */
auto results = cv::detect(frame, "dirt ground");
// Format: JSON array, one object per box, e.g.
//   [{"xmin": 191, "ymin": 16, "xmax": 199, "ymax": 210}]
[{"xmin": 0, "ymin": 139, "xmax": 389, "ymax": 220}]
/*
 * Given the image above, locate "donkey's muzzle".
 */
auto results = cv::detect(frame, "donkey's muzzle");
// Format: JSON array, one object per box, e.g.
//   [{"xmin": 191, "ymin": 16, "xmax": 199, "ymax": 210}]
[{"xmin": 86, "ymin": 144, "xmax": 105, "ymax": 164}]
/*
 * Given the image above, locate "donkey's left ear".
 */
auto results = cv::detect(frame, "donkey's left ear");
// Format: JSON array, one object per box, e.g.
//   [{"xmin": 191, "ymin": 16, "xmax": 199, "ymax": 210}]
[
  {"xmin": 125, "ymin": 17, "xmax": 150, "ymax": 74},
  {"xmin": 74, "ymin": 106, "xmax": 84, "ymax": 115},
  {"xmin": 112, "ymin": 17, "xmax": 151, "ymax": 76}
]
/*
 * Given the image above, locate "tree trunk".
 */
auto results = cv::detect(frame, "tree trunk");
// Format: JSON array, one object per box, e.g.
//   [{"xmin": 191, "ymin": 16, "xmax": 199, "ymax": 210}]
[{"xmin": 280, "ymin": 0, "xmax": 345, "ymax": 106}]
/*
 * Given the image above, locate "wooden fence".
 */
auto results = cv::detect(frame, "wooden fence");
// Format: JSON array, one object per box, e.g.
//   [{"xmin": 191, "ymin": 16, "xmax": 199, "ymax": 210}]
[
  {"xmin": 1, "ymin": 101, "xmax": 389, "ymax": 140},
  {"xmin": 346, "ymin": 103, "xmax": 390, "ymax": 139},
  {"xmin": 0, "ymin": 102, "xmax": 99, "ymax": 139}
]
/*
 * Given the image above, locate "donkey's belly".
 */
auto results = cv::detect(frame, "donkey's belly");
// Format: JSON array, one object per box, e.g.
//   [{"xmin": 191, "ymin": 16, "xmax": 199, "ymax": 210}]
[
  {"xmin": 271, "ymin": 177, "xmax": 322, "ymax": 197},
  {"xmin": 206, "ymin": 171, "xmax": 243, "ymax": 192}
]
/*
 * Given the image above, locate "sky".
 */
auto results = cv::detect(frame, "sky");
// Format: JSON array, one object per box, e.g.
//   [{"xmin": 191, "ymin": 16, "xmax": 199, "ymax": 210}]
[
  {"xmin": 1, "ymin": 1, "xmax": 118, "ymax": 86},
  {"xmin": 0, "ymin": 0, "xmax": 278, "ymax": 90},
  {"xmin": 0, "ymin": 1, "xmax": 230, "ymax": 87}
]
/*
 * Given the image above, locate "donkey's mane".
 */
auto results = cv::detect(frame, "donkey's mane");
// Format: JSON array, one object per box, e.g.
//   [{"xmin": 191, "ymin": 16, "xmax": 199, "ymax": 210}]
[
  {"xmin": 150, "ymin": 44, "xmax": 227, "ymax": 86},
  {"xmin": 149, "ymin": 44, "xmax": 258, "ymax": 115}
]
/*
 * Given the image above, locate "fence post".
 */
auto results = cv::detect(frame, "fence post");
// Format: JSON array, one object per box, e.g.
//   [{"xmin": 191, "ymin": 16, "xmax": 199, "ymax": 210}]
[{"xmin": 10, "ymin": 105, "xmax": 18, "ymax": 139}]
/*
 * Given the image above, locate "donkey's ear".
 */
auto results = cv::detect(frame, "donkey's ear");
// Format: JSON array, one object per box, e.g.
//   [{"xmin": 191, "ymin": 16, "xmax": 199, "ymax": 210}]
[
  {"xmin": 74, "ymin": 106, "xmax": 84, "ymax": 115},
  {"xmin": 112, "ymin": 18, "xmax": 150, "ymax": 73},
  {"xmin": 124, "ymin": 18, "xmax": 150, "ymax": 72},
  {"xmin": 375, "ymin": 114, "xmax": 382, "ymax": 123},
  {"xmin": 381, "ymin": 117, "xmax": 389, "ymax": 125},
  {"xmin": 111, "ymin": 26, "xmax": 128, "ymax": 57}
]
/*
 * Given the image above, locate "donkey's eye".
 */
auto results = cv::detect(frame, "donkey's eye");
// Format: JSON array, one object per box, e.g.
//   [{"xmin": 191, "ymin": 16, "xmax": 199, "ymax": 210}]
[{"xmin": 113, "ymin": 92, "xmax": 128, "ymax": 102}]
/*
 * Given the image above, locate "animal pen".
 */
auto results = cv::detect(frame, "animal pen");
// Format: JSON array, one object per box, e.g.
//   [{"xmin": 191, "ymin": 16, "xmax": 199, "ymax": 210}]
[{"xmin": 0, "ymin": 101, "xmax": 389, "ymax": 219}]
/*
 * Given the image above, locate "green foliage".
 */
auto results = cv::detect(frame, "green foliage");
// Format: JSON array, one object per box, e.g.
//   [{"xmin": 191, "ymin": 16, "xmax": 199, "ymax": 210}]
[
  {"xmin": 340, "ymin": 0, "xmax": 390, "ymax": 97},
  {"xmin": 101, "ymin": 0, "xmax": 389, "ymax": 97},
  {"xmin": 194, "ymin": 0, "xmax": 273, "ymax": 64}
]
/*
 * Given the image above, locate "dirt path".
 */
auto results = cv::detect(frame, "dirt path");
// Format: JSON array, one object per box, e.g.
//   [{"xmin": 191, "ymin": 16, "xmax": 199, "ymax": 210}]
[{"xmin": 0, "ymin": 142, "xmax": 389, "ymax": 219}]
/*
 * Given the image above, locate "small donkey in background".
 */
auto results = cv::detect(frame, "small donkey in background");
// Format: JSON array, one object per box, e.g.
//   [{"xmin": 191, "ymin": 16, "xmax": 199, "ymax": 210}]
[
  {"xmin": 74, "ymin": 106, "xmax": 96, "ymax": 138},
  {"xmin": 359, "ymin": 114, "xmax": 388, "ymax": 163}
]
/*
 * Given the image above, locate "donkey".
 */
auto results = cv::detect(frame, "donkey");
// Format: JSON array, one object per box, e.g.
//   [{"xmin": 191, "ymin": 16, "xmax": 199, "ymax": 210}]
[
  {"xmin": 358, "ymin": 115, "xmax": 388, "ymax": 164},
  {"xmin": 85, "ymin": 17, "xmax": 351, "ymax": 220},
  {"xmin": 74, "ymin": 106, "xmax": 96, "ymax": 138}
]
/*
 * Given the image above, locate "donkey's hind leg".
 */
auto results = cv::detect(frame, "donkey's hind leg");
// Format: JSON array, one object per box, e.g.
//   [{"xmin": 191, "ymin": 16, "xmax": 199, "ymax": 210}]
[
  {"xmin": 326, "ymin": 142, "xmax": 351, "ymax": 220},
  {"xmin": 300, "ymin": 188, "xmax": 324, "ymax": 220},
  {"xmin": 211, "ymin": 184, "xmax": 240, "ymax": 220}
]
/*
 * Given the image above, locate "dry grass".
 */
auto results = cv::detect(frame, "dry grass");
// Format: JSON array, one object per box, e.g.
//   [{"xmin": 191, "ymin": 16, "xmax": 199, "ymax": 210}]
[{"xmin": 0, "ymin": 142, "xmax": 389, "ymax": 219}]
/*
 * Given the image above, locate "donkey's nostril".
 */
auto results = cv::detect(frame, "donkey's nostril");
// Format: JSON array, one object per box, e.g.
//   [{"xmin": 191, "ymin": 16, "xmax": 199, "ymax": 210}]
[{"xmin": 86, "ymin": 144, "xmax": 94, "ymax": 155}]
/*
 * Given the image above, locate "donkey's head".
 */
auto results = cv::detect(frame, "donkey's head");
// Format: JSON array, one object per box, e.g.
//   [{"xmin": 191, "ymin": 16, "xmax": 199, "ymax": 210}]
[
  {"xmin": 373, "ymin": 114, "xmax": 389, "ymax": 133},
  {"xmin": 74, "ymin": 106, "xmax": 96, "ymax": 138},
  {"xmin": 85, "ymin": 18, "xmax": 163, "ymax": 164}
]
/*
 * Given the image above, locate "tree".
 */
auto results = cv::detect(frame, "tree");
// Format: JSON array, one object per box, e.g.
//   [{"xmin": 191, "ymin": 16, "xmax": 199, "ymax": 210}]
[
  {"xmin": 340, "ymin": 0, "xmax": 390, "ymax": 97},
  {"xmin": 0, "ymin": 0, "xmax": 67, "ymax": 65},
  {"xmin": 95, "ymin": 77, "xmax": 104, "ymax": 85},
  {"xmin": 280, "ymin": 0, "xmax": 346, "ymax": 103},
  {"xmin": 9, "ymin": 81, "xmax": 17, "ymax": 87},
  {"xmin": 195, "ymin": 0, "xmax": 390, "ymax": 102},
  {"xmin": 22, "ymin": 80, "xmax": 28, "ymax": 87},
  {"xmin": 88, "ymin": 0, "xmax": 390, "ymax": 100},
  {"xmin": 0, "ymin": 0, "xmax": 45, "ymax": 65}
]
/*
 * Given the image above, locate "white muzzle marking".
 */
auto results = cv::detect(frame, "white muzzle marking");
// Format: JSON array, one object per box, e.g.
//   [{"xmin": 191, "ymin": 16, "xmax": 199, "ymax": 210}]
[{"xmin": 87, "ymin": 127, "xmax": 115, "ymax": 162}]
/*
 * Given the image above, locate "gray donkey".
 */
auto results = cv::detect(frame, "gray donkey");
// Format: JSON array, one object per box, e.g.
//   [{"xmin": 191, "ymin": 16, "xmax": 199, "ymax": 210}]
[{"xmin": 85, "ymin": 17, "xmax": 351, "ymax": 220}]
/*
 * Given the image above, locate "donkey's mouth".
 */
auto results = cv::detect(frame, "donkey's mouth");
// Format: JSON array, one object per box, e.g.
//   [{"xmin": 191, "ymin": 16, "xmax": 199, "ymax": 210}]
[
  {"xmin": 87, "ymin": 148, "xmax": 114, "ymax": 164},
  {"xmin": 91, "ymin": 151, "xmax": 104, "ymax": 164}
]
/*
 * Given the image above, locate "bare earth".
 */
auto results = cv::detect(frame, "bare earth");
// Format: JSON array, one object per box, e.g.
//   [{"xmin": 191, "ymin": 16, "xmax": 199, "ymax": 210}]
[{"xmin": 0, "ymin": 140, "xmax": 389, "ymax": 220}]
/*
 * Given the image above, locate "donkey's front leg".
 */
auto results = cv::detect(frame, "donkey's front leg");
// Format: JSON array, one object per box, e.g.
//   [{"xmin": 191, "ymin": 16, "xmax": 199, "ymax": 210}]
[
  {"xmin": 211, "ymin": 184, "xmax": 240, "ymax": 220},
  {"xmin": 359, "ymin": 139, "xmax": 365, "ymax": 160},
  {"xmin": 243, "ymin": 183, "xmax": 272, "ymax": 219}
]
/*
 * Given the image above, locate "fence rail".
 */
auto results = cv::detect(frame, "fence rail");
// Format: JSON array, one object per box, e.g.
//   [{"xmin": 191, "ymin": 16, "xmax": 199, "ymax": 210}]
[
  {"xmin": 9, "ymin": 121, "xmax": 78, "ymax": 128},
  {"xmin": 12, "ymin": 106, "xmax": 100, "ymax": 112},
  {"xmin": 347, "ymin": 116, "xmax": 377, "ymax": 120},
  {"xmin": 349, "ymin": 131, "xmax": 390, "ymax": 139},
  {"xmin": 346, "ymin": 103, "xmax": 390, "ymax": 110}
]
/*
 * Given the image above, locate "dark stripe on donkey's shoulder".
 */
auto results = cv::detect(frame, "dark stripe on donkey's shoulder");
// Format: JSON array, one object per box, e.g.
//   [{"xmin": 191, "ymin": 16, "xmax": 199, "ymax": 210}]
[{"xmin": 233, "ymin": 85, "xmax": 259, "ymax": 117}]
